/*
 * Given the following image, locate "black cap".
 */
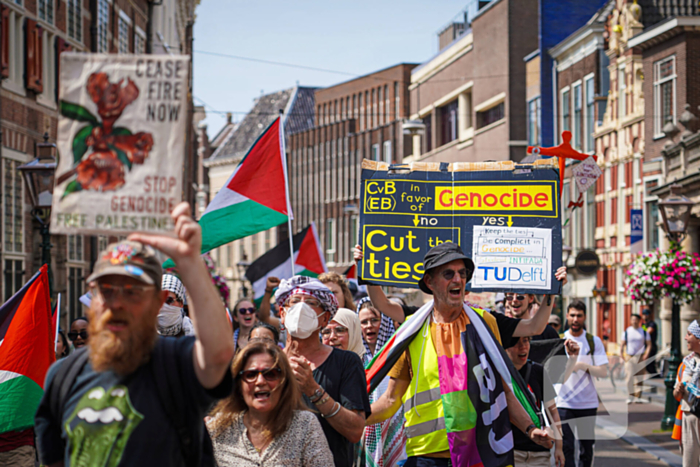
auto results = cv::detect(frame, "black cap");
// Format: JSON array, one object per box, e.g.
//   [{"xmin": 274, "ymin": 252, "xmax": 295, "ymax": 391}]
[{"xmin": 418, "ymin": 242, "xmax": 475, "ymax": 294}]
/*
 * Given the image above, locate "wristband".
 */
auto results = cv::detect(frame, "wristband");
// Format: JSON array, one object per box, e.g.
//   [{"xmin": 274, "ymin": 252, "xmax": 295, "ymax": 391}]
[
  {"xmin": 322, "ymin": 402, "xmax": 341, "ymax": 419},
  {"xmin": 309, "ymin": 387, "xmax": 324, "ymax": 403},
  {"xmin": 314, "ymin": 394, "xmax": 331, "ymax": 407},
  {"xmin": 525, "ymin": 424, "xmax": 536, "ymax": 436}
]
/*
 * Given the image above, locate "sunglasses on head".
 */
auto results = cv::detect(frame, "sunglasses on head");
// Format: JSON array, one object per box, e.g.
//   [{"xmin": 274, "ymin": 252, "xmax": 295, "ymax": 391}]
[
  {"xmin": 505, "ymin": 294, "xmax": 526, "ymax": 301},
  {"xmin": 68, "ymin": 330, "xmax": 88, "ymax": 341},
  {"xmin": 238, "ymin": 307, "xmax": 256, "ymax": 315},
  {"xmin": 239, "ymin": 367, "xmax": 282, "ymax": 383}
]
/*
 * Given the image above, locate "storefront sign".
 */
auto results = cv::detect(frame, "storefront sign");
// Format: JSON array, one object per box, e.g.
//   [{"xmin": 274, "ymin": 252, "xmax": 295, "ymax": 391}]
[{"xmin": 575, "ymin": 249, "xmax": 600, "ymax": 275}]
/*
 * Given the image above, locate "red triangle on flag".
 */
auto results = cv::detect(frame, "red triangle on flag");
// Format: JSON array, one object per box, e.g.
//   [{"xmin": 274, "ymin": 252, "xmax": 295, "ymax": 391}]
[
  {"xmin": 296, "ymin": 226, "xmax": 326, "ymax": 275},
  {"xmin": 344, "ymin": 263, "xmax": 357, "ymax": 280},
  {"xmin": 227, "ymin": 118, "xmax": 288, "ymax": 215}
]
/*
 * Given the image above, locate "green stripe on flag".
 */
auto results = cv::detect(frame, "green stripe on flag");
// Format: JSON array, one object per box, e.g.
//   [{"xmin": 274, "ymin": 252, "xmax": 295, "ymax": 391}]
[
  {"xmin": 0, "ymin": 374, "xmax": 45, "ymax": 432},
  {"xmin": 512, "ymin": 378, "xmax": 541, "ymax": 427}
]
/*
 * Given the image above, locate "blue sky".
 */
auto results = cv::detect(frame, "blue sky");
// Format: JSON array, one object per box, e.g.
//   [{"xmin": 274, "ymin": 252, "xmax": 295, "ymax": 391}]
[{"xmin": 193, "ymin": 0, "xmax": 469, "ymax": 136}]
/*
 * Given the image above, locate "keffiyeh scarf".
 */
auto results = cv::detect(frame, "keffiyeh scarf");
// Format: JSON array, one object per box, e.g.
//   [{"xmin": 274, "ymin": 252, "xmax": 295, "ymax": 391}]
[
  {"xmin": 162, "ymin": 274, "xmax": 185, "ymax": 303},
  {"xmin": 274, "ymin": 275, "xmax": 338, "ymax": 317}
]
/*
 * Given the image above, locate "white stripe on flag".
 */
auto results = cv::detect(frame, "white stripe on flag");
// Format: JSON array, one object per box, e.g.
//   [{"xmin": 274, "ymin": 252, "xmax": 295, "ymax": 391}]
[
  {"xmin": 251, "ymin": 251, "xmax": 300, "ymax": 300},
  {"xmin": 202, "ymin": 186, "xmax": 249, "ymax": 215}
]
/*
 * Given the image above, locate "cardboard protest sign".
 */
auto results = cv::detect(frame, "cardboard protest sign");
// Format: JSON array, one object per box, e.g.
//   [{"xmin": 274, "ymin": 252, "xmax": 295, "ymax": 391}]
[
  {"xmin": 51, "ymin": 53, "xmax": 189, "ymax": 235},
  {"xmin": 359, "ymin": 159, "xmax": 563, "ymax": 294}
]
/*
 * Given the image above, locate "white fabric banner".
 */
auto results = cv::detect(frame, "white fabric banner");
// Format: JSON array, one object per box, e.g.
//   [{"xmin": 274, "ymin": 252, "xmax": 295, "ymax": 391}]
[{"xmin": 51, "ymin": 53, "xmax": 190, "ymax": 235}]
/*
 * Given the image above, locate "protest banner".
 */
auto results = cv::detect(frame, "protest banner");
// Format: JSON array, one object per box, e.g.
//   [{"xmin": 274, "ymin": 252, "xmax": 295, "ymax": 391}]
[
  {"xmin": 359, "ymin": 159, "xmax": 563, "ymax": 294},
  {"xmin": 50, "ymin": 53, "xmax": 190, "ymax": 235}
]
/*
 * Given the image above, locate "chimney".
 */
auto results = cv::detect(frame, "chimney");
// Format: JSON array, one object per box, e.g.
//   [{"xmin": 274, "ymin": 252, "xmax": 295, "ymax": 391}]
[{"xmin": 226, "ymin": 112, "xmax": 232, "ymax": 124}]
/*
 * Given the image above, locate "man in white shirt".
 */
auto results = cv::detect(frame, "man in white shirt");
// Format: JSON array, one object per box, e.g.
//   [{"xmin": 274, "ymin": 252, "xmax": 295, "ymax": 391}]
[
  {"xmin": 556, "ymin": 300, "xmax": 608, "ymax": 467},
  {"xmin": 620, "ymin": 313, "xmax": 651, "ymax": 403}
]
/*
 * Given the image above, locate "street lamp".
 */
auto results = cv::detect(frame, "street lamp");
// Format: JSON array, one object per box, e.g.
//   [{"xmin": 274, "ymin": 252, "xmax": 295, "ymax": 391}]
[
  {"xmin": 236, "ymin": 260, "xmax": 251, "ymax": 298},
  {"xmin": 658, "ymin": 184, "xmax": 694, "ymax": 429},
  {"xmin": 17, "ymin": 133, "xmax": 57, "ymax": 296}
]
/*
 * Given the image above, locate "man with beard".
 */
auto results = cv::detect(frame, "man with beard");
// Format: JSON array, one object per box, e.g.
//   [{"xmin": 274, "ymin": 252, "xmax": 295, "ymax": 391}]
[
  {"xmin": 34, "ymin": 202, "xmax": 235, "ymax": 467},
  {"xmin": 555, "ymin": 300, "xmax": 608, "ymax": 467}
]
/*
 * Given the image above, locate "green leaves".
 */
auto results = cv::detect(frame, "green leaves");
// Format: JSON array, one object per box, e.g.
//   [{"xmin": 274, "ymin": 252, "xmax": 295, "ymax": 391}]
[
  {"xmin": 61, "ymin": 180, "xmax": 83, "ymax": 199},
  {"xmin": 72, "ymin": 124, "xmax": 95, "ymax": 164},
  {"xmin": 60, "ymin": 100, "xmax": 99, "ymax": 126},
  {"xmin": 109, "ymin": 144, "xmax": 132, "ymax": 170},
  {"xmin": 111, "ymin": 127, "xmax": 132, "ymax": 136}
]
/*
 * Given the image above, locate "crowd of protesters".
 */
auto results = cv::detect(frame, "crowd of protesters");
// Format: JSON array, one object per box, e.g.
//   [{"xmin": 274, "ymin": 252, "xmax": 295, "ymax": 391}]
[{"xmin": 5, "ymin": 202, "xmax": 664, "ymax": 466}]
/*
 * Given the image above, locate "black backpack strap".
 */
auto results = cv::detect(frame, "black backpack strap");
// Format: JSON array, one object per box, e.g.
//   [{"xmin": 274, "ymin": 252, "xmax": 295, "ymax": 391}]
[
  {"xmin": 49, "ymin": 347, "xmax": 90, "ymax": 424},
  {"xmin": 151, "ymin": 337, "xmax": 197, "ymax": 467}
]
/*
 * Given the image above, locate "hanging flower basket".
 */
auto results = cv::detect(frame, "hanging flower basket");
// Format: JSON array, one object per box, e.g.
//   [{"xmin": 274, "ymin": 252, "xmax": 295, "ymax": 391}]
[{"xmin": 625, "ymin": 243, "xmax": 700, "ymax": 304}]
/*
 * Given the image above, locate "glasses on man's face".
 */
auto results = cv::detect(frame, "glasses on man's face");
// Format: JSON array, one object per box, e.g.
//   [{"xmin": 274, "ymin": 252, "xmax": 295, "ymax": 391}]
[
  {"xmin": 360, "ymin": 318, "xmax": 381, "ymax": 326},
  {"xmin": 165, "ymin": 296, "xmax": 183, "ymax": 306},
  {"xmin": 239, "ymin": 367, "xmax": 282, "ymax": 383},
  {"xmin": 238, "ymin": 307, "xmax": 256, "ymax": 315},
  {"xmin": 505, "ymin": 294, "xmax": 526, "ymax": 302},
  {"xmin": 90, "ymin": 282, "xmax": 155, "ymax": 303},
  {"xmin": 68, "ymin": 330, "xmax": 88, "ymax": 341},
  {"xmin": 320, "ymin": 325, "xmax": 348, "ymax": 337},
  {"xmin": 440, "ymin": 268, "xmax": 468, "ymax": 281},
  {"xmin": 288, "ymin": 296, "xmax": 322, "ymax": 308}
]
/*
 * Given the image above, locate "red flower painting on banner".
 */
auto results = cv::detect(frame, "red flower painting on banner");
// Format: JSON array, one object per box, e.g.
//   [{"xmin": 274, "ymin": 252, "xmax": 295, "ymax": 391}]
[{"xmin": 56, "ymin": 72, "xmax": 154, "ymax": 197}]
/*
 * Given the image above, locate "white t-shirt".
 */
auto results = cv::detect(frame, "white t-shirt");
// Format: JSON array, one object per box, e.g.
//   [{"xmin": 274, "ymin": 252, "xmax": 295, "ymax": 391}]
[
  {"xmin": 555, "ymin": 330, "xmax": 609, "ymax": 410},
  {"xmin": 621, "ymin": 326, "xmax": 649, "ymax": 357}
]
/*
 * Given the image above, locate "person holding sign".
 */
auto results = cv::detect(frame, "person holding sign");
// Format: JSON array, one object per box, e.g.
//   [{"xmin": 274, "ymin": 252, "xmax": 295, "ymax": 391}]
[
  {"xmin": 34, "ymin": 202, "xmax": 235, "ymax": 467},
  {"xmin": 366, "ymin": 242, "xmax": 553, "ymax": 467}
]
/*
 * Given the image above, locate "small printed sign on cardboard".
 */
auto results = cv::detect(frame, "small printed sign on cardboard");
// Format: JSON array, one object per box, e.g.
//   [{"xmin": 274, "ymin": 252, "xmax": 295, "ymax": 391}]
[{"xmin": 50, "ymin": 53, "xmax": 190, "ymax": 235}]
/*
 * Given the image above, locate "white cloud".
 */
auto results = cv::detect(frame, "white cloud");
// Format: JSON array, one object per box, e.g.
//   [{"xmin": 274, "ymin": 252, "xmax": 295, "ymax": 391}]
[
  {"xmin": 76, "ymin": 407, "xmax": 124, "ymax": 424},
  {"xmin": 88, "ymin": 388, "xmax": 104, "ymax": 400}
]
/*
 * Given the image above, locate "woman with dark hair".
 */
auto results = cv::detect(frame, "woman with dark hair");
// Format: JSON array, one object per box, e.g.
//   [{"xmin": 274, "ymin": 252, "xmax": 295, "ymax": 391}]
[
  {"xmin": 249, "ymin": 321, "xmax": 280, "ymax": 346},
  {"xmin": 68, "ymin": 317, "xmax": 89, "ymax": 349},
  {"xmin": 207, "ymin": 342, "xmax": 332, "ymax": 466},
  {"xmin": 55, "ymin": 330, "xmax": 70, "ymax": 360},
  {"xmin": 318, "ymin": 271, "xmax": 355, "ymax": 310}
]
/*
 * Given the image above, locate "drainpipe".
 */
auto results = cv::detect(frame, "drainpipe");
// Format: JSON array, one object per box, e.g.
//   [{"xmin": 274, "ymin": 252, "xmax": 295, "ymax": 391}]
[{"xmin": 146, "ymin": 0, "xmax": 164, "ymax": 54}]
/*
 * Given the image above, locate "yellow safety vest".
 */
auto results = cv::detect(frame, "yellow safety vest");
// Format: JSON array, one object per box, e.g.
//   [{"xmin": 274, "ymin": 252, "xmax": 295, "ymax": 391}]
[{"xmin": 402, "ymin": 308, "xmax": 486, "ymax": 457}]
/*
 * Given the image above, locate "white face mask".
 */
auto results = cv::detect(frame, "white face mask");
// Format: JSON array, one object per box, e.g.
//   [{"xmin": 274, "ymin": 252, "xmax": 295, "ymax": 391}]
[
  {"xmin": 284, "ymin": 302, "xmax": 324, "ymax": 339},
  {"xmin": 158, "ymin": 303, "xmax": 183, "ymax": 336}
]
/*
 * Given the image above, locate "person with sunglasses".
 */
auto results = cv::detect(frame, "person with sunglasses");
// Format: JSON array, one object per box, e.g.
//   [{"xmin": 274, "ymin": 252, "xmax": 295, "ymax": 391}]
[
  {"xmin": 68, "ymin": 317, "xmax": 89, "ymax": 349},
  {"xmin": 232, "ymin": 298, "xmax": 261, "ymax": 352},
  {"xmin": 275, "ymin": 276, "xmax": 371, "ymax": 467},
  {"xmin": 320, "ymin": 308, "xmax": 365, "ymax": 359},
  {"xmin": 207, "ymin": 341, "xmax": 333, "ymax": 466},
  {"xmin": 35, "ymin": 202, "xmax": 235, "ymax": 467}
]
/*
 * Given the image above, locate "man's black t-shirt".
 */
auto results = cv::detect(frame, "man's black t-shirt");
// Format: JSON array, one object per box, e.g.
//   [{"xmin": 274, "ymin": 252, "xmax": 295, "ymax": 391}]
[
  {"xmin": 402, "ymin": 304, "xmax": 521, "ymax": 344},
  {"xmin": 513, "ymin": 361, "xmax": 555, "ymax": 452},
  {"xmin": 34, "ymin": 336, "xmax": 232, "ymax": 466},
  {"xmin": 305, "ymin": 347, "xmax": 371, "ymax": 467}
]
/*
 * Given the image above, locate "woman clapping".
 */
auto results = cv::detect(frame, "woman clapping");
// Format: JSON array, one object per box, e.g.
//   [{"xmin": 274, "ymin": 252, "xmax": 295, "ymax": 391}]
[{"xmin": 207, "ymin": 342, "xmax": 333, "ymax": 466}]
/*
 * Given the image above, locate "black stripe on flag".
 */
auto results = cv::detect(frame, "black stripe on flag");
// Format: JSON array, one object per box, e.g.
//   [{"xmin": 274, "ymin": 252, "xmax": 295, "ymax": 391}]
[{"xmin": 244, "ymin": 225, "xmax": 310, "ymax": 284}]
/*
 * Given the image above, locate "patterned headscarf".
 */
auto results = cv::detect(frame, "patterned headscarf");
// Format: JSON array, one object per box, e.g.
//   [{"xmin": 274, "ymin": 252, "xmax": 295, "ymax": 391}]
[
  {"xmin": 356, "ymin": 296, "xmax": 395, "ymax": 357},
  {"xmin": 689, "ymin": 320, "xmax": 700, "ymax": 339},
  {"xmin": 162, "ymin": 274, "xmax": 185, "ymax": 303},
  {"xmin": 274, "ymin": 276, "xmax": 338, "ymax": 317}
]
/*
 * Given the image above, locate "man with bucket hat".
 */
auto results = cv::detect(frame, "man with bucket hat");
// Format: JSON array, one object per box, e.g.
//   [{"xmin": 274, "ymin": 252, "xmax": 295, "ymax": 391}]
[
  {"xmin": 34, "ymin": 202, "xmax": 234, "ymax": 467},
  {"xmin": 366, "ymin": 242, "xmax": 552, "ymax": 467}
]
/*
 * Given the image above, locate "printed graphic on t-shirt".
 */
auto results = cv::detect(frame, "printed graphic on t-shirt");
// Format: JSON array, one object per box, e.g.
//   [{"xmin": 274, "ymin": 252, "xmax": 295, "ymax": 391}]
[{"xmin": 64, "ymin": 385, "xmax": 143, "ymax": 466}]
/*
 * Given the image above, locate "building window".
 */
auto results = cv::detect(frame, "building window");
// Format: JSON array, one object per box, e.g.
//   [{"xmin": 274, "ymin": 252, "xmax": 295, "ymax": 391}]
[
  {"xmin": 7, "ymin": 11, "xmax": 24, "ymax": 88},
  {"xmin": 350, "ymin": 215, "xmax": 358, "ymax": 251},
  {"xmin": 527, "ymin": 97, "xmax": 541, "ymax": 146},
  {"xmin": 97, "ymin": 0, "xmax": 110, "ymax": 53},
  {"xmin": 573, "ymin": 83, "xmax": 582, "ymax": 150},
  {"xmin": 561, "ymin": 89, "xmax": 570, "ymax": 137},
  {"xmin": 98, "ymin": 235, "xmax": 109, "ymax": 252},
  {"xmin": 326, "ymin": 218, "xmax": 336, "ymax": 264},
  {"xmin": 383, "ymin": 140, "xmax": 392, "ymax": 164},
  {"xmin": 3, "ymin": 159, "xmax": 23, "ymax": 254},
  {"xmin": 67, "ymin": 266, "xmax": 84, "ymax": 322},
  {"xmin": 4, "ymin": 259, "xmax": 24, "ymax": 302},
  {"xmin": 135, "ymin": 27, "xmax": 146, "ymax": 54},
  {"xmin": 439, "ymin": 100, "xmax": 459, "ymax": 145},
  {"xmin": 251, "ymin": 233, "xmax": 258, "ymax": 258},
  {"xmin": 369, "ymin": 143, "xmax": 378, "ymax": 161},
  {"xmin": 654, "ymin": 56, "xmax": 676, "ymax": 137},
  {"xmin": 118, "ymin": 16, "xmax": 129, "ymax": 54},
  {"xmin": 67, "ymin": 0, "xmax": 82, "ymax": 42},
  {"xmin": 394, "ymin": 82, "xmax": 400, "ymax": 120},
  {"xmin": 476, "ymin": 102, "xmax": 504, "ymax": 130},
  {"xmin": 423, "ymin": 114, "xmax": 432, "ymax": 153},
  {"xmin": 586, "ymin": 191, "xmax": 595, "ymax": 248},
  {"xmin": 585, "ymin": 76, "xmax": 595, "ymax": 152},
  {"xmin": 39, "ymin": 31, "xmax": 56, "ymax": 105},
  {"xmin": 618, "ymin": 65, "xmax": 626, "ymax": 119},
  {"xmin": 68, "ymin": 235, "xmax": 84, "ymax": 262},
  {"xmin": 38, "ymin": 0, "xmax": 54, "ymax": 24},
  {"xmin": 646, "ymin": 201, "xmax": 659, "ymax": 251},
  {"xmin": 384, "ymin": 84, "xmax": 389, "ymax": 123}
]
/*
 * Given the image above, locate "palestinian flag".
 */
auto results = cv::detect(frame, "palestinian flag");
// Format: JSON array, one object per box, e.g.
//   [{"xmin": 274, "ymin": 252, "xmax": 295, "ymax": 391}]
[
  {"xmin": 365, "ymin": 301, "xmax": 541, "ymax": 466},
  {"xmin": 0, "ymin": 265, "xmax": 54, "ymax": 433},
  {"xmin": 165, "ymin": 117, "xmax": 291, "ymax": 269},
  {"xmin": 245, "ymin": 223, "xmax": 326, "ymax": 306}
]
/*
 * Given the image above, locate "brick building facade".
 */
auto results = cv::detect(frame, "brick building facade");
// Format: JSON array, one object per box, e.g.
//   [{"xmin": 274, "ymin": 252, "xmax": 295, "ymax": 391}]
[{"xmin": 287, "ymin": 64, "xmax": 415, "ymax": 271}]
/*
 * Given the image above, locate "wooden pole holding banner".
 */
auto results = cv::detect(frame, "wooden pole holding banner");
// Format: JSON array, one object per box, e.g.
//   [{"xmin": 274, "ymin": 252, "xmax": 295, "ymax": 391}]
[{"xmin": 279, "ymin": 110, "xmax": 296, "ymax": 275}]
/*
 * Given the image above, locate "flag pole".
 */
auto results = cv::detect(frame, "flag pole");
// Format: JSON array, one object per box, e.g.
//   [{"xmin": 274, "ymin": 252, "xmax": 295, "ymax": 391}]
[
  {"xmin": 279, "ymin": 110, "xmax": 295, "ymax": 275},
  {"xmin": 54, "ymin": 293, "xmax": 61, "ymax": 352}
]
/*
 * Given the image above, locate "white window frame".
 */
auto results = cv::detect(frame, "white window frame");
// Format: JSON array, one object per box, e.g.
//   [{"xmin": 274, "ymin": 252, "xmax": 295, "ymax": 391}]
[
  {"xmin": 37, "ymin": 30, "xmax": 57, "ymax": 109},
  {"xmin": 97, "ymin": 0, "xmax": 110, "ymax": 53},
  {"xmin": 527, "ymin": 96, "xmax": 540, "ymax": 146},
  {"xmin": 118, "ymin": 11, "xmax": 131, "ymax": 54},
  {"xmin": 3, "ymin": 258, "xmax": 25, "ymax": 302},
  {"xmin": 97, "ymin": 235, "xmax": 109, "ymax": 252},
  {"xmin": 134, "ymin": 26, "xmax": 146, "ymax": 54},
  {"xmin": 2, "ymin": 156, "xmax": 26, "ymax": 256},
  {"xmin": 560, "ymin": 86, "xmax": 570, "ymax": 141},
  {"xmin": 584, "ymin": 74, "xmax": 595, "ymax": 153},
  {"xmin": 38, "ymin": 0, "xmax": 54, "ymax": 25},
  {"xmin": 653, "ymin": 56, "xmax": 677, "ymax": 138},
  {"xmin": 326, "ymin": 218, "xmax": 336, "ymax": 265},
  {"xmin": 3, "ymin": 11, "xmax": 25, "ymax": 95},
  {"xmin": 572, "ymin": 81, "xmax": 582, "ymax": 150},
  {"xmin": 66, "ymin": 265, "xmax": 85, "ymax": 322},
  {"xmin": 618, "ymin": 65, "xmax": 627, "ymax": 119},
  {"xmin": 67, "ymin": 235, "xmax": 84, "ymax": 262},
  {"xmin": 66, "ymin": 0, "xmax": 82, "ymax": 42},
  {"xmin": 383, "ymin": 140, "xmax": 392, "ymax": 164},
  {"xmin": 371, "ymin": 143, "xmax": 380, "ymax": 162}
]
